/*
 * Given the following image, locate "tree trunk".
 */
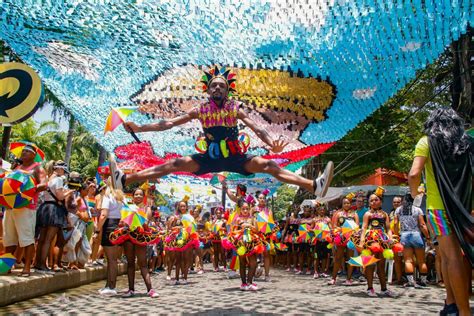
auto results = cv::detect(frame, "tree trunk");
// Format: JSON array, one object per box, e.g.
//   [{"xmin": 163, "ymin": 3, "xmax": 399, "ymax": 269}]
[
  {"xmin": 97, "ymin": 144, "xmax": 107, "ymax": 168},
  {"xmin": 0, "ymin": 126, "xmax": 12, "ymax": 159},
  {"xmin": 64, "ymin": 116, "xmax": 75, "ymax": 165},
  {"xmin": 451, "ymin": 27, "xmax": 473, "ymax": 122}
]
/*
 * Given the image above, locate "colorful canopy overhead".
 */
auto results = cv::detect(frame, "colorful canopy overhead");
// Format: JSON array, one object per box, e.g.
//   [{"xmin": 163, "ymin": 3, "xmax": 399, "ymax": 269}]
[{"xmin": 1, "ymin": 1, "xmax": 472, "ymax": 179}]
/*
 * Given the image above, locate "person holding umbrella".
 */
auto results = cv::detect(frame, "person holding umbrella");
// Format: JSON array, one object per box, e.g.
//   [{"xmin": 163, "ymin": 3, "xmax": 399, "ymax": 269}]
[{"xmin": 3, "ymin": 143, "xmax": 47, "ymax": 277}]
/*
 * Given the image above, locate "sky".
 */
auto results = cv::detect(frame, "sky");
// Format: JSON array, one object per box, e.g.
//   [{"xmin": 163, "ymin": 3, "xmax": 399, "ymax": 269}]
[{"xmin": 32, "ymin": 102, "xmax": 69, "ymax": 132}]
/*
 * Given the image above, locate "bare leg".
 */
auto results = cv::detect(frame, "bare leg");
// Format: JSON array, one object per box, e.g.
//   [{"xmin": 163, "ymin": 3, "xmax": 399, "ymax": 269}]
[
  {"xmin": 244, "ymin": 157, "xmax": 313, "ymax": 192},
  {"xmin": 331, "ymin": 246, "xmax": 345, "ymax": 281},
  {"xmin": 39, "ymin": 226, "xmax": 59, "ymax": 269},
  {"xmin": 123, "ymin": 241, "xmax": 136, "ymax": 291},
  {"xmin": 103, "ymin": 246, "xmax": 119, "ymax": 289},
  {"xmin": 263, "ymin": 251, "xmax": 270, "ymax": 277},
  {"xmin": 376, "ymin": 255, "xmax": 387, "ymax": 290},
  {"xmin": 174, "ymin": 252, "xmax": 181, "ymax": 281},
  {"xmin": 345, "ymin": 249, "xmax": 354, "ymax": 280},
  {"xmin": 247, "ymin": 255, "xmax": 257, "ymax": 284},
  {"xmin": 22, "ymin": 244, "xmax": 35, "ymax": 274},
  {"xmin": 393, "ymin": 252, "xmax": 403, "ymax": 284},
  {"xmin": 438, "ymin": 234, "xmax": 470, "ymax": 316},
  {"xmin": 136, "ymin": 246, "xmax": 153, "ymax": 292},
  {"xmin": 125, "ymin": 157, "xmax": 200, "ymax": 186},
  {"xmin": 239, "ymin": 256, "xmax": 247, "ymax": 284}
]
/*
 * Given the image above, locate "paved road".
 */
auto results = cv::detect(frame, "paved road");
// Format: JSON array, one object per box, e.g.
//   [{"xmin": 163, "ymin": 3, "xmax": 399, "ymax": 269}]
[{"xmin": 2, "ymin": 264, "xmax": 472, "ymax": 315}]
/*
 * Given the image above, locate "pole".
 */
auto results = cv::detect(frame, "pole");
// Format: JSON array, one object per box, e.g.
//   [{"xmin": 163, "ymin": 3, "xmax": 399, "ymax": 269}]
[
  {"xmin": 221, "ymin": 186, "xmax": 226, "ymax": 209},
  {"xmin": 1, "ymin": 125, "xmax": 12, "ymax": 159}
]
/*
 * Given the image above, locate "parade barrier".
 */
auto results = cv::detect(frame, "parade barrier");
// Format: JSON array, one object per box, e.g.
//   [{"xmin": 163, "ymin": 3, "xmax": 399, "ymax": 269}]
[{"xmin": 0, "ymin": 263, "xmax": 126, "ymax": 307}]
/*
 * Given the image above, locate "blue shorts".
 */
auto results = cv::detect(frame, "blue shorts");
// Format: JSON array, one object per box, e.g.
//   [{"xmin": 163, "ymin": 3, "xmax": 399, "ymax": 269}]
[{"xmin": 400, "ymin": 231, "xmax": 424, "ymax": 249}]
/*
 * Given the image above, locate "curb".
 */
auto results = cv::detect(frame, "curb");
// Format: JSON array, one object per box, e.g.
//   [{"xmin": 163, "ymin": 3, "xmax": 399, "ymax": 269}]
[{"xmin": 0, "ymin": 263, "xmax": 127, "ymax": 307}]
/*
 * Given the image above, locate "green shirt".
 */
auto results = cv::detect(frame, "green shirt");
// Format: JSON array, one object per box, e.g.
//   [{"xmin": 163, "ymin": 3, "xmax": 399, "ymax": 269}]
[{"xmin": 414, "ymin": 136, "xmax": 444, "ymax": 210}]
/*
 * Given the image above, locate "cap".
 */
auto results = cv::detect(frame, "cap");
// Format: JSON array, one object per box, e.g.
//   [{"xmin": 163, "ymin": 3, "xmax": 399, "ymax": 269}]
[{"xmin": 54, "ymin": 160, "xmax": 69, "ymax": 174}]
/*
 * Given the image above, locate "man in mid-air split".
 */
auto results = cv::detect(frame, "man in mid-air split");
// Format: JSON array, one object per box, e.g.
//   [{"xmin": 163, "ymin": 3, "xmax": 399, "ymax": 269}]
[{"xmin": 110, "ymin": 66, "xmax": 333, "ymax": 197}]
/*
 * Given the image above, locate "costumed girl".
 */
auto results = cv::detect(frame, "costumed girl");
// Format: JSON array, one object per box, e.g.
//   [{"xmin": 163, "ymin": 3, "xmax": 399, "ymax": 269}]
[
  {"xmin": 222, "ymin": 199, "xmax": 265, "ymax": 291},
  {"xmin": 327, "ymin": 194, "xmax": 359, "ymax": 286},
  {"xmin": 296, "ymin": 204, "xmax": 314, "ymax": 275},
  {"xmin": 312, "ymin": 202, "xmax": 332, "ymax": 279},
  {"xmin": 358, "ymin": 188, "xmax": 397, "ymax": 297},
  {"xmin": 109, "ymin": 188, "xmax": 160, "ymax": 298},
  {"xmin": 193, "ymin": 204, "xmax": 212, "ymax": 275},
  {"xmin": 254, "ymin": 190, "xmax": 275, "ymax": 281},
  {"xmin": 282, "ymin": 207, "xmax": 300, "ymax": 272},
  {"xmin": 164, "ymin": 198, "xmax": 199, "ymax": 285},
  {"xmin": 210, "ymin": 207, "xmax": 227, "ymax": 272}
]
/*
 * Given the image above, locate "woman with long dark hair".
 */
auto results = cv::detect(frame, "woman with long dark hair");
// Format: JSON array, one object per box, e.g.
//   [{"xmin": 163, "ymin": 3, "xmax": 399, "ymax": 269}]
[
  {"xmin": 393, "ymin": 193, "xmax": 430, "ymax": 288},
  {"xmin": 408, "ymin": 108, "xmax": 472, "ymax": 316}
]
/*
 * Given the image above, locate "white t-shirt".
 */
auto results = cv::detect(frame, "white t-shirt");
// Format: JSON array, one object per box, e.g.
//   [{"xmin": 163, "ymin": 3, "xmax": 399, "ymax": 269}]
[
  {"xmin": 43, "ymin": 176, "xmax": 65, "ymax": 202},
  {"xmin": 102, "ymin": 195, "xmax": 122, "ymax": 219}
]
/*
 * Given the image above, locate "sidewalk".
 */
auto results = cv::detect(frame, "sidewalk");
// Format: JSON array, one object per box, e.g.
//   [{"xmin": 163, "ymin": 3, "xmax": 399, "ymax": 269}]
[{"xmin": 0, "ymin": 264, "xmax": 127, "ymax": 307}]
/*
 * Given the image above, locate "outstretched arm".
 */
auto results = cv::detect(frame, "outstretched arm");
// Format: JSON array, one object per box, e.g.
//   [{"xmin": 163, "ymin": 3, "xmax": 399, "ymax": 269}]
[
  {"xmin": 237, "ymin": 108, "xmax": 288, "ymax": 153},
  {"xmin": 124, "ymin": 108, "xmax": 199, "ymax": 133},
  {"xmin": 222, "ymin": 182, "xmax": 238, "ymax": 203}
]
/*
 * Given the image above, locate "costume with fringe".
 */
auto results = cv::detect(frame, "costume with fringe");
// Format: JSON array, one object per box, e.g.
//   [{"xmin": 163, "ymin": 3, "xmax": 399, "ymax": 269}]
[
  {"xmin": 164, "ymin": 215, "xmax": 199, "ymax": 252},
  {"xmin": 222, "ymin": 214, "xmax": 265, "ymax": 257}
]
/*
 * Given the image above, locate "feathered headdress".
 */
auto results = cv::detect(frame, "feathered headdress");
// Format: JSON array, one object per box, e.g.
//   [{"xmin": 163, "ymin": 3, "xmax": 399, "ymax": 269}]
[{"xmin": 201, "ymin": 65, "xmax": 237, "ymax": 96}]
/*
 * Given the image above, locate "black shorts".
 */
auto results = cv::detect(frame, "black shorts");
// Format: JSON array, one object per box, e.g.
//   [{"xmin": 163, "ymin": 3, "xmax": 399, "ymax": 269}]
[
  {"xmin": 191, "ymin": 153, "xmax": 254, "ymax": 176},
  {"xmin": 101, "ymin": 218, "xmax": 120, "ymax": 247},
  {"xmin": 296, "ymin": 243, "xmax": 311, "ymax": 252},
  {"xmin": 316, "ymin": 241, "xmax": 331, "ymax": 258}
]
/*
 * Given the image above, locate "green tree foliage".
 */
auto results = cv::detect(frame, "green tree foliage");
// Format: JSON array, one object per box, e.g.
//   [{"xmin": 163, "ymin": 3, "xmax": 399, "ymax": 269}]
[
  {"xmin": 320, "ymin": 53, "xmax": 453, "ymax": 186},
  {"xmin": 273, "ymin": 184, "xmax": 297, "ymax": 220}
]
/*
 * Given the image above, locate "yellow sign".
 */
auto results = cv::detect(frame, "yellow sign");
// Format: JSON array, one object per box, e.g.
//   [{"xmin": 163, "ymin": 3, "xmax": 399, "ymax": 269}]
[{"xmin": 0, "ymin": 62, "xmax": 43, "ymax": 124}]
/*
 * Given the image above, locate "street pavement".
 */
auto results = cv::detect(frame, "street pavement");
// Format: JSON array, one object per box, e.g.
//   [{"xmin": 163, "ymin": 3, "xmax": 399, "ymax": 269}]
[{"xmin": 1, "ymin": 264, "xmax": 472, "ymax": 315}]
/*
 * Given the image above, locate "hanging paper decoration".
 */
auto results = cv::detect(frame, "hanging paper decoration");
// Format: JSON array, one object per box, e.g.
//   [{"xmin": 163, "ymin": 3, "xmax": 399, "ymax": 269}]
[{"xmin": 1, "ymin": 1, "xmax": 472, "ymax": 181}]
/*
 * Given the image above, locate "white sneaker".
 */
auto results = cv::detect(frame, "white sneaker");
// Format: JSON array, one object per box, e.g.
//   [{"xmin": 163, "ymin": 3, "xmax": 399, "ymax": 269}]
[
  {"xmin": 99, "ymin": 288, "xmax": 117, "ymax": 296},
  {"xmin": 240, "ymin": 283, "xmax": 249, "ymax": 291},
  {"xmin": 181, "ymin": 279, "xmax": 187, "ymax": 285},
  {"xmin": 166, "ymin": 275, "xmax": 171, "ymax": 281},
  {"xmin": 248, "ymin": 283, "xmax": 259, "ymax": 291},
  {"xmin": 197, "ymin": 270, "xmax": 204, "ymax": 275},
  {"xmin": 227, "ymin": 270, "xmax": 239, "ymax": 279},
  {"xmin": 109, "ymin": 154, "xmax": 124, "ymax": 190},
  {"xmin": 313, "ymin": 161, "xmax": 334, "ymax": 197}
]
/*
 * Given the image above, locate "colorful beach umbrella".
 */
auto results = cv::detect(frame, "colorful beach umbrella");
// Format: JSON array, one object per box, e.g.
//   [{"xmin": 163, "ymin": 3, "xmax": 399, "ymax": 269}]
[
  {"xmin": 0, "ymin": 253, "xmax": 16, "ymax": 274},
  {"xmin": 347, "ymin": 255, "xmax": 380, "ymax": 268},
  {"xmin": 256, "ymin": 212, "xmax": 275, "ymax": 234},
  {"xmin": 341, "ymin": 220, "xmax": 359, "ymax": 234},
  {"xmin": 0, "ymin": 170, "xmax": 37, "ymax": 209},
  {"xmin": 313, "ymin": 222, "xmax": 331, "ymax": 240},
  {"xmin": 9, "ymin": 141, "xmax": 45, "ymax": 162},
  {"xmin": 298, "ymin": 224, "xmax": 312, "ymax": 242},
  {"xmin": 120, "ymin": 204, "xmax": 147, "ymax": 231},
  {"xmin": 181, "ymin": 214, "xmax": 196, "ymax": 234},
  {"xmin": 274, "ymin": 243, "xmax": 288, "ymax": 251},
  {"xmin": 104, "ymin": 106, "xmax": 140, "ymax": 142}
]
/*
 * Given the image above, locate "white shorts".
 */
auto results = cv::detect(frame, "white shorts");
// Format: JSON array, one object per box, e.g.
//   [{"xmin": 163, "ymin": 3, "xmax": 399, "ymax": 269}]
[{"xmin": 3, "ymin": 208, "xmax": 36, "ymax": 248}]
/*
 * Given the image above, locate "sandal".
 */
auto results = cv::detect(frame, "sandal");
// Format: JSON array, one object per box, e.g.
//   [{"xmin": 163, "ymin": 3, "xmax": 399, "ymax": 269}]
[{"xmin": 18, "ymin": 272, "xmax": 31, "ymax": 277}]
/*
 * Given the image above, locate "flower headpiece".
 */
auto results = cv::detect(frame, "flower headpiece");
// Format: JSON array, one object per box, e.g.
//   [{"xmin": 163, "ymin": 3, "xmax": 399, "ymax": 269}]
[{"xmin": 201, "ymin": 65, "xmax": 237, "ymax": 96}]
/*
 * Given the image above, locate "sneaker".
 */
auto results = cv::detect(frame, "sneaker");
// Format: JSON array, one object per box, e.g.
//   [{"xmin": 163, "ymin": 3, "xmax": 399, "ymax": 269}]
[
  {"xmin": 95, "ymin": 259, "xmax": 105, "ymax": 266},
  {"xmin": 380, "ymin": 289, "xmax": 397, "ymax": 298},
  {"xmin": 109, "ymin": 154, "xmax": 124, "ymax": 190},
  {"xmin": 285, "ymin": 267, "xmax": 291, "ymax": 272},
  {"xmin": 417, "ymin": 280, "xmax": 428, "ymax": 288},
  {"xmin": 181, "ymin": 279, "xmax": 188, "ymax": 285},
  {"xmin": 321, "ymin": 273, "xmax": 330, "ymax": 278},
  {"xmin": 295, "ymin": 269, "xmax": 302, "ymax": 275},
  {"xmin": 327, "ymin": 279, "xmax": 336, "ymax": 285},
  {"xmin": 305, "ymin": 269, "xmax": 311, "ymax": 275},
  {"xmin": 100, "ymin": 288, "xmax": 117, "ymax": 296},
  {"xmin": 240, "ymin": 283, "xmax": 249, "ymax": 291},
  {"xmin": 439, "ymin": 303, "xmax": 458, "ymax": 316},
  {"xmin": 214, "ymin": 267, "xmax": 219, "ymax": 272},
  {"xmin": 122, "ymin": 290, "xmax": 135, "ymax": 298},
  {"xmin": 404, "ymin": 282, "xmax": 418, "ymax": 289},
  {"xmin": 263, "ymin": 275, "xmax": 271, "ymax": 282},
  {"xmin": 148, "ymin": 289, "xmax": 159, "ymax": 298},
  {"xmin": 166, "ymin": 275, "xmax": 171, "ymax": 281},
  {"xmin": 197, "ymin": 270, "xmax": 204, "ymax": 275},
  {"xmin": 248, "ymin": 283, "xmax": 259, "ymax": 291},
  {"xmin": 313, "ymin": 273, "xmax": 320, "ymax": 279},
  {"xmin": 358, "ymin": 275, "xmax": 366, "ymax": 283},
  {"xmin": 174, "ymin": 280, "xmax": 180, "ymax": 285},
  {"xmin": 313, "ymin": 161, "xmax": 334, "ymax": 197},
  {"xmin": 36, "ymin": 267, "xmax": 55, "ymax": 275},
  {"xmin": 343, "ymin": 279, "xmax": 353, "ymax": 286},
  {"xmin": 223, "ymin": 267, "xmax": 228, "ymax": 272},
  {"xmin": 227, "ymin": 270, "xmax": 239, "ymax": 279},
  {"xmin": 367, "ymin": 288, "xmax": 377, "ymax": 297}
]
